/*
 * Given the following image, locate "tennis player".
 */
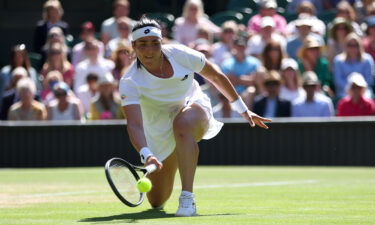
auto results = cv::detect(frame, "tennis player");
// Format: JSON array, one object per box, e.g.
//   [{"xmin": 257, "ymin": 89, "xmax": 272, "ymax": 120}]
[{"xmin": 119, "ymin": 16, "xmax": 271, "ymax": 216}]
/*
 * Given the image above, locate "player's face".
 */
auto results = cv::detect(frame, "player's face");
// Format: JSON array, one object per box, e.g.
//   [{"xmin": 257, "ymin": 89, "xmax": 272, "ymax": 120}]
[{"xmin": 133, "ymin": 36, "xmax": 162, "ymax": 67}]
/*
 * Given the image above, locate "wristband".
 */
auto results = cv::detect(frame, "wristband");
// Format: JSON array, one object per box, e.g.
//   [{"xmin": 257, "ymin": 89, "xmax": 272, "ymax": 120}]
[
  {"xmin": 139, "ymin": 147, "xmax": 154, "ymax": 164},
  {"xmin": 230, "ymin": 97, "xmax": 248, "ymax": 114}
]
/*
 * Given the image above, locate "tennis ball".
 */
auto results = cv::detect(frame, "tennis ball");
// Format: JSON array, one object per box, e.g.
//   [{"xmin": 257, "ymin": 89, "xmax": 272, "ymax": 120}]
[{"xmin": 137, "ymin": 177, "xmax": 152, "ymax": 192}]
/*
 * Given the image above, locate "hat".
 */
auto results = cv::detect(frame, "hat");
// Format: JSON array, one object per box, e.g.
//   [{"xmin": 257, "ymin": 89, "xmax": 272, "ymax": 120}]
[
  {"xmin": 98, "ymin": 72, "xmax": 115, "ymax": 85},
  {"xmin": 298, "ymin": 36, "xmax": 323, "ymax": 59},
  {"xmin": 295, "ymin": 13, "xmax": 313, "ymax": 27},
  {"xmin": 281, "ymin": 58, "xmax": 298, "ymax": 71},
  {"xmin": 12, "ymin": 67, "xmax": 28, "ymax": 77},
  {"xmin": 195, "ymin": 43, "xmax": 211, "ymax": 52},
  {"xmin": 347, "ymin": 72, "xmax": 367, "ymax": 88},
  {"xmin": 259, "ymin": 0, "xmax": 277, "ymax": 9},
  {"xmin": 366, "ymin": 16, "xmax": 375, "ymax": 27},
  {"xmin": 53, "ymin": 81, "xmax": 70, "ymax": 95},
  {"xmin": 302, "ymin": 71, "xmax": 320, "ymax": 86},
  {"xmin": 264, "ymin": 70, "xmax": 281, "ymax": 83},
  {"xmin": 261, "ymin": 16, "xmax": 275, "ymax": 28}
]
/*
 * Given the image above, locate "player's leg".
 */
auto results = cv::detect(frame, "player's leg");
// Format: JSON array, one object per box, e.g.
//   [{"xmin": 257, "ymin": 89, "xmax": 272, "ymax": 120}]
[
  {"xmin": 146, "ymin": 151, "xmax": 178, "ymax": 208},
  {"xmin": 173, "ymin": 103, "xmax": 209, "ymax": 216}
]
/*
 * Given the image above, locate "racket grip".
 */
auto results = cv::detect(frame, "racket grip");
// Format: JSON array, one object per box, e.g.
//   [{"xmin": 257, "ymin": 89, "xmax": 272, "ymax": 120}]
[{"xmin": 145, "ymin": 164, "xmax": 157, "ymax": 173}]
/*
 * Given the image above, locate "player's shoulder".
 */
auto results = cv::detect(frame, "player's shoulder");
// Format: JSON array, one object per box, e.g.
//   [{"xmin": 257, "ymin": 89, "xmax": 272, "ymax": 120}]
[
  {"xmin": 121, "ymin": 62, "xmax": 138, "ymax": 79},
  {"xmin": 162, "ymin": 43, "xmax": 192, "ymax": 56}
]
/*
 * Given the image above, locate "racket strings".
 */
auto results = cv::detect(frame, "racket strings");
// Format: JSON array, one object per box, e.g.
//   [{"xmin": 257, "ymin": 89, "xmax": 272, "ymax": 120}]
[{"xmin": 109, "ymin": 163, "xmax": 141, "ymax": 204}]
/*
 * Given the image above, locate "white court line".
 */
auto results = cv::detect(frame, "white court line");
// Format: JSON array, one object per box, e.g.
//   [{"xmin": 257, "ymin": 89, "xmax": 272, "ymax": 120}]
[{"xmin": 19, "ymin": 180, "xmax": 318, "ymax": 198}]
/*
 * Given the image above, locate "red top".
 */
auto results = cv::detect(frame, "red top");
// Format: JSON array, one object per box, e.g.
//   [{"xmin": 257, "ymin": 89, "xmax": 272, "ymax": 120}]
[
  {"xmin": 337, "ymin": 96, "xmax": 375, "ymax": 116},
  {"xmin": 363, "ymin": 37, "xmax": 375, "ymax": 62}
]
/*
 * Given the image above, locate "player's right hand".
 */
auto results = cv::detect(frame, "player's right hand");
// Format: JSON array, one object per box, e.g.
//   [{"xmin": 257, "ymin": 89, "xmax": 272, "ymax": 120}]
[{"xmin": 145, "ymin": 156, "xmax": 163, "ymax": 172}]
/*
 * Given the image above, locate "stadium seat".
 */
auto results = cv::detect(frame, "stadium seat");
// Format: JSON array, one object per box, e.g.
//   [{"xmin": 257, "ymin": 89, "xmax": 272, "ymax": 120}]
[
  {"xmin": 226, "ymin": 0, "xmax": 259, "ymax": 11},
  {"xmin": 317, "ymin": 10, "xmax": 337, "ymax": 25},
  {"xmin": 210, "ymin": 11, "xmax": 244, "ymax": 27},
  {"xmin": 145, "ymin": 12, "xmax": 175, "ymax": 31},
  {"xmin": 232, "ymin": 7, "xmax": 256, "ymax": 25},
  {"xmin": 276, "ymin": 0, "xmax": 290, "ymax": 9},
  {"xmin": 28, "ymin": 52, "xmax": 42, "ymax": 70}
]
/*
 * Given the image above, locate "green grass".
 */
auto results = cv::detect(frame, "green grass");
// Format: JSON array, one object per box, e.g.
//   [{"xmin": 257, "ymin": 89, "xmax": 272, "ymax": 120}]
[{"xmin": 1, "ymin": 166, "xmax": 375, "ymax": 225}]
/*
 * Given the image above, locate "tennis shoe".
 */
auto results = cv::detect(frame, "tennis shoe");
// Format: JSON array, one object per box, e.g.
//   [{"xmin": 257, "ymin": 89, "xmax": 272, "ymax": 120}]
[{"xmin": 175, "ymin": 194, "xmax": 196, "ymax": 217}]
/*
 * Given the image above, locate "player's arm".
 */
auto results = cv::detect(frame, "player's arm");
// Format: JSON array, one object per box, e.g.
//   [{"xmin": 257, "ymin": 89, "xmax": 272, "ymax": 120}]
[
  {"xmin": 122, "ymin": 105, "xmax": 163, "ymax": 170},
  {"xmin": 199, "ymin": 60, "xmax": 271, "ymax": 129}
]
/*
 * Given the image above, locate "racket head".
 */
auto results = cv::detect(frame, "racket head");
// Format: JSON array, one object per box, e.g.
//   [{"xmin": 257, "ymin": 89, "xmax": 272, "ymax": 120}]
[{"xmin": 105, "ymin": 157, "xmax": 145, "ymax": 207}]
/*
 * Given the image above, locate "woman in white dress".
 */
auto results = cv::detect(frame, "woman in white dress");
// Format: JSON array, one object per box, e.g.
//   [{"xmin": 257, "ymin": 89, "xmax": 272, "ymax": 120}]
[{"xmin": 119, "ymin": 17, "xmax": 271, "ymax": 217}]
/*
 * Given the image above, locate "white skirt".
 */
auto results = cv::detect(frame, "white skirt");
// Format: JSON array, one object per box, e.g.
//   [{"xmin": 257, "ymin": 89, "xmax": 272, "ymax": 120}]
[{"xmin": 141, "ymin": 81, "xmax": 223, "ymax": 162}]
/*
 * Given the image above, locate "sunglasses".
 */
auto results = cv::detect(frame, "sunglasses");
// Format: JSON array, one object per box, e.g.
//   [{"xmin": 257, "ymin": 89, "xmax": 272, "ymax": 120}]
[
  {"xmin": 265, "ymin": 81, "xmax": 280, "ymax": 86},
  {"xmin": 347, "ymin": 43, "xmax": 359, "ymax": 48}
]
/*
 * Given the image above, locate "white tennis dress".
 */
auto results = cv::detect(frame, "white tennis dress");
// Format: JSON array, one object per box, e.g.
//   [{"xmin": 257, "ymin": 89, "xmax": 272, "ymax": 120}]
[{"xmin": 119, "ymin": 44, "xmax": 223, "ymax": 161}]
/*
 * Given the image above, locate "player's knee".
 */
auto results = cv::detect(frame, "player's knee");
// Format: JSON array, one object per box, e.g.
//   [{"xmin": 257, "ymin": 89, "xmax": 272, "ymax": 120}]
[
  {"xmin": 148, "ymin": 194, "xmax": 169, "ymax": 208},
  {"xmin": 173, "ymin": 116, "xmax": 192, "ymax": 137}
]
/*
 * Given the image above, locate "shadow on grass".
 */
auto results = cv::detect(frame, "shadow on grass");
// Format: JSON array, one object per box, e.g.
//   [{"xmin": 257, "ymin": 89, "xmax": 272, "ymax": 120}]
[{"xmin": 79, "ymin": 208, "xmax": 239, "ymax": 223}]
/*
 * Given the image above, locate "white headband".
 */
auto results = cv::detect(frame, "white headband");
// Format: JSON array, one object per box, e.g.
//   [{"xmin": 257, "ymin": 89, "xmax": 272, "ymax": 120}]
[{"xmin": 131, "ymin": 26, "xmax": 162, "ymax": 41}]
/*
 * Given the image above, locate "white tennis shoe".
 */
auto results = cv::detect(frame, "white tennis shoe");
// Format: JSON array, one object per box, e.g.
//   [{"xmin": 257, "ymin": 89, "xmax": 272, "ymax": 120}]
[{"xmin": 175, "ymin": 194, "xmax": 197, "ymax": 217}]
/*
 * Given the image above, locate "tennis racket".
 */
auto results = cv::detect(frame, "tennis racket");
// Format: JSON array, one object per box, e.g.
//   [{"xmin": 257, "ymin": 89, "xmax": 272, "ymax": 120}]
[{"xmin": 105, "ymin": 157, "xmax": 157, "ymax": 207}]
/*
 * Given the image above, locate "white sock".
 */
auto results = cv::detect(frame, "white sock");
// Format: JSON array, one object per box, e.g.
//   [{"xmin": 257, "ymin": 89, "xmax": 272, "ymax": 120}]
[{"xmin": 181, "ymin": 190, "xmax": 193, "ymax": 197}]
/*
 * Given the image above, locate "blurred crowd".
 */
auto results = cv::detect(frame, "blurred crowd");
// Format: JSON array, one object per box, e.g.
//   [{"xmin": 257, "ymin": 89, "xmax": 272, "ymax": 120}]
[{"xmin": 1, "ymin": 0, "xmax": 375, "ymax": 121}]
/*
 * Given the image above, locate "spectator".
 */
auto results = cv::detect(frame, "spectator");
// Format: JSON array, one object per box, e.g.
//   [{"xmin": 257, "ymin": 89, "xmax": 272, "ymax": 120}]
[
  {"xmin": 327, "ymin": 17, "xmax": 353, "ymax": 65},
  {"xmin": 101, "ymin": 0, "xmax": 134, "ymax": 45},
  {"xmin": 333, "ymin": 33, "xmax": 374, "ymax": 99},
  {"xmin": 172, "ymin": 0, "xmax": 220, "ymax": 46},
  {"xmin": 111, "ymin": 40, "xmax": 133, "ymax": 82},
  {"xmin": 211, "ymin": 20, "xmax": 238, "ymax": 65},
  {"xmin": 41, "ymin": 70, "xmax": 63, "ymax": 104},
  {"xmin": 33, "ymin": 0, "xmax": 69, "ymax": 54},
  {"xmin": 335, "ymin": 1, "xmax": 363, "ymax": 36},
  {"xmin": 76, "ymin": 73, "xmax": 99, "ymax": 116},
  {"xmin": 286, "ymin": 15, "xmax": 324, "ymax": 60},
  {"xmin": 47, "ymin": 82, "xmax": 81, "ymax": 120},
  {"xmin": 89, "ymin": 72, "xmax": 124, "ymax": 120},
  {"xmin": 287, "ymin": 0, "xmax": 324, "ymax": 14},
  {"xmin": 72, "ymin": 22, "xmax": 105, "ymax": 66},
  {"xmin": 0, "ymin": 67, "xmax": 28, "ymax": 120},
  {"xmin": 41, "ymin": 42, "xmax": 74, "ymax": 87},
  {"xmin": 106, "ymin": 17, "xmax": 132, "ymax": 58},
  {"xmin": 363, "ymin": 16, "xmax": 375, "ymax": 62},
  {"xmin": 297, "ymin": 36, "xmax": 332, "ymax": 95},
  {"xmin": 8, "ymin": 78, "xmax": 47, "ymax": 121},
  {"xmin": 261, "ymin": 40, "xmax": 286, "ymax": 71},
  {"xmin": 253, "ymin": 70, "xmax": 291, "ymax": 117},
  {"xmin": 246, "ymin": 16, "xmax": 286, "ymax": 58},
  {"xmin": 221, "ymin": 37, "xmax": 261, "ymax": 108},
  {"xmin": 247, "ymin": 0, "xmax": 287, "ymax": 36},
  {"xmin": 0, "ymin": 44, "xmax": 39, "ymax": 109},
  {"xmin": 292, "ymin": 71, "xmax": 335, "ymax": 117},
  {"xmin": 41, "ymin": 27, "xmax": 71, "ymax": 64},
  {"xmin": 287, "ymin": 1, "xmax": 326, "ymax": 36},
  {"xmin": 337, "ymin": 72, "xmax": 375, "ymax": 116},
  {"xmin": 279, "ymin": 58, "xmax": 305, "ymax": 102},
  {"xmin": 74, "ymin": 39, "xmax": 115, "ymax": 93}
]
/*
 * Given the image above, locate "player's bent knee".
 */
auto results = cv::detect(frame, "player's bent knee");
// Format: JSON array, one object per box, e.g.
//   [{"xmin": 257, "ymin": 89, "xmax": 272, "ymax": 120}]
[{"xmin": 173, "ymin": 116, "xmax": 192, "ymax": 136}]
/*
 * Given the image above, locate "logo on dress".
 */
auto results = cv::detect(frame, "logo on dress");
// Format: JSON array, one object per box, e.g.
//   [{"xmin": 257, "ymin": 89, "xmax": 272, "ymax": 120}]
[
  {"xmin": 144, "ymin": 29, "xmax": 150, "ymax": 34},
  {"xmin": 181, "ymin": 74, "xmax": 189, "ymax": 81}
]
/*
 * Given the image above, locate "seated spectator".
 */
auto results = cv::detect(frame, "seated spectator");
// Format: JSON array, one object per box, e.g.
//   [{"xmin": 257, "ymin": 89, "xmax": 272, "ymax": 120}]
[
  {"xmin": 41, "ymin": 42, "xmax": 74, "ymax": 87},
  {"xmin": 72, "ymin": 22, "xmax": 105, "ymax": 66},
  {"xmin": 297, "ymin": 36, "xmax": 332, "ymax": 96},
  {"xmin": 47, "ymin": 82, "xmax": 81, "ymax": 120},
  {"xmin": 337, "ymin": 72, "xmax": 375, "ymax": 116},
  {"xmin": 335, "ymin": 1, "xmax": 363, "ymax": 36},
  {"xmin": 0, "ymin": 44, "xmax": 39, "ymax": 109},
  {"xmin": 363, "ymin": 16, "xmax": 375, "ymax": 62},
  {"xmin": 253, "ymin": 70, "xmax": 291, "ymax": 117},
  {"xmin": 33, "ymin": 0, "xmax": 69, "ymax": 54},
  {"xmin": 261, "ymin": 40, "xmax": 286, "ymax": 71},
  {"xmin": 172, "ymin": 0, "xmax": 220, "ymax": 46},
  {"xmin": 247, "ymin": 0, "xmax": 287, "ymax": 36},
  {"xmin": 286, "ymin": 15, "xmax": 324, "ymax": 60},
  {"xmin": 41, "ymin": 70, "xmax": 63, "ymax": 104},
  {"xmin": 8, "ymin": 78, "xmax": 47, "ymax": 121},
  {"xmin": 221, "ymin": 37, "xmax": 261, "ymax": 108},
  {"xmin": 287, "ymin": 2, "xmax": 326, "ymax": 37},
  {"xmin": 89, "ymin": 72, "xmax": 124, "ymax": 120},
  {"xmin": 1, "ymin": 67, "xmax": 28, "ymax": 120},
  {"xmin": 76, "ymin": 73, "xmax": 99, "ymax": 116},
  {"xmin": 41, "ymin": 27, "xmax": 71, "ymax": 64},
  {"xmin": 74, "ymin": 39, "xmax": 115, "ymax": 93},
  {"xmin": 292, "ymin": 71, "xmax": 334, "ymax": 117},
  {"xmin": 287, "ymin": 0, "xmax": 324, "ymax": 14},
  {"xmin": 212, "ymin": 20, "xmax": 237, "ymax": 66},
  {"xmin": 246, "ymin": 16, "xmax": 286, "ymax": 58},
  {"xmin": 111, "ymin": 40, "xmax": 133, "ymax": 82},
  {"xmin": 106, "ymin": 17, "xmax": 131, "ymax": 58},
  {"xmin": 279, "ymin": 58, "xmax": 305, "ymax": 102},
  {"xmin": 333, "ymin": 33, "xmax": 374, "ymax": 99},
  {"xmin": 327, "ymin": 17, "xmax": 353, "ymax": 65}
]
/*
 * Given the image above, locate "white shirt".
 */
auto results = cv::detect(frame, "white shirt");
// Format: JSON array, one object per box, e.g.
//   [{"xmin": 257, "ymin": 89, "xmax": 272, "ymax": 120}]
[
  {"xmin": 76, "ymin": 84, "xmax": 97, "ymax": 114},
  {"xmin": 246, "ymin": 33, "xmax": 286, "ymax": 56},
  {"xmin": 212, "ymin": 42, "xmax": 232, "ymax": 65},
  {"xmin": 119, "ymin": 44, "xmax": 223, "ymax": 161},
  {"xmin": 48, "ymin": 100, "xmax": 76, "ymax": 120},
  {"xmin": 73, "ymin": 58, "xmax": 114, "ymax": 93}
]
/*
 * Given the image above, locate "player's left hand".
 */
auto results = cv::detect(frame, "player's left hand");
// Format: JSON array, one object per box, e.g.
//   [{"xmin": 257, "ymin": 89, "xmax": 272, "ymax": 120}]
[{"xmin": 242, "ymin": 110, "xmax": 272, "ymax": 129}]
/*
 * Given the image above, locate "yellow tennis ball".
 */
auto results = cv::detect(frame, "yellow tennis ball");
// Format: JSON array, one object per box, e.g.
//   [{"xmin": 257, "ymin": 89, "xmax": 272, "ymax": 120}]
[{"xmin": 137, "ymin": 177, "xmax": 152, "ymax": 192}]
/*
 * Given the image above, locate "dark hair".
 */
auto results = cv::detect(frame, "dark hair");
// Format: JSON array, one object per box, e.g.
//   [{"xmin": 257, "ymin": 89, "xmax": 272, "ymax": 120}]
[
  {"xmin": 10, "ymin": 44, "xmax": 32, "ymax": 74},
  {"xmin": 86, "ymin": 73, "xmax": 99, "ymax": 82},
  {"xmin": 132, "ymin": 16, "xmax": 162, "ymax": 69}
]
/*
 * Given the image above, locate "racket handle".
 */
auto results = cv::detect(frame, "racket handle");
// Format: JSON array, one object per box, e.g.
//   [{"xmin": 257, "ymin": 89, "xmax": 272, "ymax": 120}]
[{"xmin": 145, "ymin": 164, "xmax": 157, "ymax": 173}]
